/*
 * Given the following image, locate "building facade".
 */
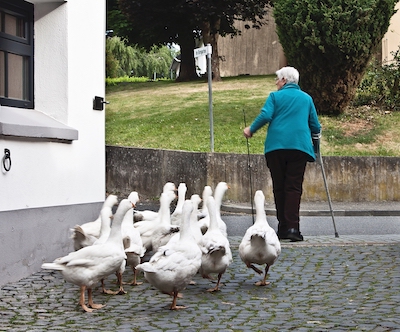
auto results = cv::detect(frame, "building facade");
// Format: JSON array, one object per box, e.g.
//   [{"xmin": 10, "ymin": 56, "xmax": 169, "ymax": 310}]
[{"xmin": 0, "ymin": 0, "xmax": 106, "ymax": 286}]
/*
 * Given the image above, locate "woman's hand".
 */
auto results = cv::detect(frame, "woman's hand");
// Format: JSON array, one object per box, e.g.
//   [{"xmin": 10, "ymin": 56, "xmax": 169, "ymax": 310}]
[{"xmin": 243, "ymin": 127, "xmax": 253, "ymax": 138}]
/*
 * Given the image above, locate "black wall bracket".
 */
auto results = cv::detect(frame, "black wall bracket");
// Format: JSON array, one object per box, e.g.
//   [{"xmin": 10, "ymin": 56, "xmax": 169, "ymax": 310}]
[{"xmin": 93, "ymin": 96, "xmax": 109, "ymax": 111}]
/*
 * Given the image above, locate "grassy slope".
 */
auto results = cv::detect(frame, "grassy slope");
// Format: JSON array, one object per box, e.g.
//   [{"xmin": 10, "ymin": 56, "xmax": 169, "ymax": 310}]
[{"xmin": 106, "ymin": 76, "xmax": 400, "ymax": 156}]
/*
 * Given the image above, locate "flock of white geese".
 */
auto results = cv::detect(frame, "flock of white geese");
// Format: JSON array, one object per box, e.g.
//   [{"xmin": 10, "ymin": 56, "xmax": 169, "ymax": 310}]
[{"xmin": 41, "ymin": 181, "xmax": 281, "ymax": 312}]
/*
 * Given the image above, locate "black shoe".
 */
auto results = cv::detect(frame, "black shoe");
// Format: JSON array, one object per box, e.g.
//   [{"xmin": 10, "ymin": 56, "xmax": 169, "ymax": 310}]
[
  {"xmin": 287, "ymin": 228, "xmax": 304, "ymax": 242},
  {"xmin": 276, "ymin": 230, "xmax": 289, "ymax": 240}
]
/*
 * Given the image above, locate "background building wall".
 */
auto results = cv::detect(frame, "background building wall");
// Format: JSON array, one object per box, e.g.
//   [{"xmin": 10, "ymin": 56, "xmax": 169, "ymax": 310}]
[
  {"xmin": 382, "ymin": 2, "xmax": 400, "ymax": 64},
  {"xmin": 218, "ymin": 12, "xmax": 284, "ymax": 77}
]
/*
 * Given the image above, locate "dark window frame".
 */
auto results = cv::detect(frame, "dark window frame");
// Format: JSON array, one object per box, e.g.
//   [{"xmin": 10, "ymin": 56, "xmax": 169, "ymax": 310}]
[{"xmin": 0, "ymin": 0, "xmax": 34, "ymax": 109}]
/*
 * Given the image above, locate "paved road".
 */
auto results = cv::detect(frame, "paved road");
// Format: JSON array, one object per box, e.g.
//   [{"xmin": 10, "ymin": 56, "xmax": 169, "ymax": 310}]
[
  {"xmin": 224, "ymin": 214, "xmax": 400, "ymax": 237},
  {"xmin": 134, "ymin": 199, "xmax": 400, "ymax": 237},
  {"xmin": 1, "ymin": 206, "xmax": 400, "ymax": 331}
]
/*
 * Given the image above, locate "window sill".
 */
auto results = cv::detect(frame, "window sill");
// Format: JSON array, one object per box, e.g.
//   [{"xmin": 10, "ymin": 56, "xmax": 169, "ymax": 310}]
[
  {"xmin": 28, "ymin": 0, "xmax": 67, "ymax": 3},
  {"xmin": 0, "ymin": 106, "xmax": 78, "ymax": 143}
]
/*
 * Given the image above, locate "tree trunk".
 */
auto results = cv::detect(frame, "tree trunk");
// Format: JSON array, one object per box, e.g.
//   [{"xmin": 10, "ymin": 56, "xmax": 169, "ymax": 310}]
[
  {"xmin": 202, "ymin": 19, "xmax": 222, "ymax": 82},
  {"xmin": 299, "ymin": 61, "xmax": 369, "ymax": 116},
  {"xmin": 176, "ymin": 31, "xmax": 199, "ymax": 82}
]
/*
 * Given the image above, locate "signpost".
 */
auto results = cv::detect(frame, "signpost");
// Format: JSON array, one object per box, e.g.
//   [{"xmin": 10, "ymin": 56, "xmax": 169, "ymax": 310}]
[{"xmin": 194, "ymin": 44, "xmax": 214, "ymax": 152}]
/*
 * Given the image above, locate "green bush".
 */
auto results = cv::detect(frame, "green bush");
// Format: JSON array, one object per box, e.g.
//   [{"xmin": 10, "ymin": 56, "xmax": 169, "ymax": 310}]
[
  {"xmin": 274, "ymin": 0, "xmax": 398, "ymax": 116},
  {"xmin": 106, "ymin": 50, "xmax": 120, "ymax": 78},
  {"xmin": 106, "ymin": 76, "xmax": 149, "ymax": 86},
  {"xmin": 354, "ymin": 47, "xmax": 400, "ymax": 110},
  {"xmin": 105, "ymin": 76, "xmax": 173, "ymax": 86}
]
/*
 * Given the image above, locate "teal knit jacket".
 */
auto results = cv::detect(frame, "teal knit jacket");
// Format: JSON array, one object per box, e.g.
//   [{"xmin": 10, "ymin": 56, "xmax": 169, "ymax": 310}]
[{"xmin": 249, "ymin": 83, "xmax": 321, "ymax": 161}]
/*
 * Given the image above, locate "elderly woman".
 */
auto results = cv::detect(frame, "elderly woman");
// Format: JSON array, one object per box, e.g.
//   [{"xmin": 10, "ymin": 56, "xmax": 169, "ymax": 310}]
[{"xmin": 243, "ymin": 66, "xmax": 321, "ymax": 242}]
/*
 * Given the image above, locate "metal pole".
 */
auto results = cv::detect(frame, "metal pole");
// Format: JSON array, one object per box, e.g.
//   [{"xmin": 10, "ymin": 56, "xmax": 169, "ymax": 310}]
[{"xmin": 206, "ymin": 44, "xmax": 214, "ymax": 152}]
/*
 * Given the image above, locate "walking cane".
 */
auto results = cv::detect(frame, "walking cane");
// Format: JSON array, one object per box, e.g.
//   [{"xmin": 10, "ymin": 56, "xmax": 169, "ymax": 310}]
[
  {"xmin": 243, "ymin": 109, "xmax": 255, "ymax": 224},
  {"xmin": 313, "ymin": 133, "xmax": 339, "ymax": 238}
]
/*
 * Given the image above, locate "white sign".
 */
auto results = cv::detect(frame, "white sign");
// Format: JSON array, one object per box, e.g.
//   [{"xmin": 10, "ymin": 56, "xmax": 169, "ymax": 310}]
[{"xmin": 194, "ymin": 46, "xmax": 208, "ymax": 58}]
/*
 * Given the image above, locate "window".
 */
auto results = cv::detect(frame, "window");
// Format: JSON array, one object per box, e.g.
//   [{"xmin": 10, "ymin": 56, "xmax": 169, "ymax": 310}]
[
  {"xmin": 0, "ymin": 0, "xmax": 34, "ymax": 109},
  {"xmin": 0, "ymin": 0, "xmax": 77, "ymax": 142}
]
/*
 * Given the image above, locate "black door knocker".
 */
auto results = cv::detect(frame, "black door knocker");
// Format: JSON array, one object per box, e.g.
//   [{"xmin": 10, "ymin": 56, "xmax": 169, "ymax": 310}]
[{"xmin": 3, "ymin": 148, "xmax": 11, "ymax": 172}]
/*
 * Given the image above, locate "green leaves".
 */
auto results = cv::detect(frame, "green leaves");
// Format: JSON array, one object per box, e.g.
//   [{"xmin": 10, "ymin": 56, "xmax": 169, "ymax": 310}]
[
  {"xmin": 354, "ymin": 48, "xmax": 400, "ymax": 110},
  {"xmin": 106, "ymin": 37, "xmax": 174, "ymax": 79},
  {"xmin": 273, "ymin": 0, "xmax": 398, "ymax": 115}
]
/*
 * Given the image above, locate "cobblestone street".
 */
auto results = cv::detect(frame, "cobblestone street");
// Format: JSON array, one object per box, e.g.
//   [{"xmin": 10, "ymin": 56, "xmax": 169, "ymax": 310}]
[{"xmin": 1, "ymin": 236, "xmax": 400, "ymax": 331}]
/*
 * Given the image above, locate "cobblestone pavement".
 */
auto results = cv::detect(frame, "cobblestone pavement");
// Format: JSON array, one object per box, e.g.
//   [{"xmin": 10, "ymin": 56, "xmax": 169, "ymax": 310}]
[{"xmin": 1, "ymin": 235, "xmax": 400, "ymax": 332}]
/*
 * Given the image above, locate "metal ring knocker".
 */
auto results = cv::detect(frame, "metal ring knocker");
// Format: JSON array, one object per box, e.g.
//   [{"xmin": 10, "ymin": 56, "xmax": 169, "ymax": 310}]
[{"xmin": 3, "ymin": 149, "xmax": 11, "ymax": 172}]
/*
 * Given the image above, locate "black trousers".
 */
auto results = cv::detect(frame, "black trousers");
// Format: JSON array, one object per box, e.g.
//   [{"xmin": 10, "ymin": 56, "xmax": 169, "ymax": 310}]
[{"xmin": 265, "ymin": 149, "xmax": 309, "ymax": 233}]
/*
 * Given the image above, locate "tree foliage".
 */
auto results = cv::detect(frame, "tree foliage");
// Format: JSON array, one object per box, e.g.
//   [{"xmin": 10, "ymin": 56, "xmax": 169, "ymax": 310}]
[
  {"xmin": 107, "ymin": 0, "xmax": 136, "ymax": 42},
  {"xmin": 273, "ymin": 0, "xmax": 398, "ymax": 115},
  {"xmin": 117, "ymin": 0, "xmax": 272, "ymax": 81},
  {"xmin": 106, "ymin": 36, "xmax": 174, "ymax": 78},
  {"xmin": 117, "ymin": 0, "xmax": 199, "ymax": 81}
]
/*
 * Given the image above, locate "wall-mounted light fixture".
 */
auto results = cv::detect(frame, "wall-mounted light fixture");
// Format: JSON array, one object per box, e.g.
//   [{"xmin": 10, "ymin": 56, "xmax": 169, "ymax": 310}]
[{"xmin": 93, "ymin": 96, "xmax": 109, "ymax": 111}]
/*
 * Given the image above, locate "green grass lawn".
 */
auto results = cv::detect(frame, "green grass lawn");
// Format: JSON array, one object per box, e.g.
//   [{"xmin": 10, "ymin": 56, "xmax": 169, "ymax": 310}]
[{"xmin": 106, "ymin": 75, "xmax": 400, "ymax": 156}]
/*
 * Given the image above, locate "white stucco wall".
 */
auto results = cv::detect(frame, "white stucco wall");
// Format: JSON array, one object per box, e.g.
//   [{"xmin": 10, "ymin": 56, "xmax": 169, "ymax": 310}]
[{"xmin": 0, "ymin": 0, "xmax": 106, "ymax": 211}]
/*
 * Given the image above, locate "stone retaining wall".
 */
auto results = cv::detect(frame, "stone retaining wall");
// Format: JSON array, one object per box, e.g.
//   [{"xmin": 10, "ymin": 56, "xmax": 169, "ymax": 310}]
[{"xmin": 106, "ymin": 146, "xmax": 400, "ymax": 203}]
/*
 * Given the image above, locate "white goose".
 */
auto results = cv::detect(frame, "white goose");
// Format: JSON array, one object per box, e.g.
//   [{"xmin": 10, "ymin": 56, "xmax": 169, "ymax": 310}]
[
  {"xmin": 133, "ymin": 182, "xmax": 176, "ymax": 222},
  {"xmin": 198, "ymin": 185, "xmax": 212, "ymax": 232},
  {"xmin": 239, "ymin": 190, "xmax": 281, "ymax": 286},
  {"xmin": 91, "ymin": 206, "xmax": 117, "ymax": 295},
  {"xmin": 198, "ymin": 195, "xmax": 232, "ymax": 292},
  {"xmin": 166, "ymin": 194, "xmax": 203, "ymax": 247},
  {"xmin": 134, "ymin": 190, "xmax": 178, "ymax": 252},
  {"xmin": 92, "ymin": 206, "xmax": 113, "ymax": 245},
  {"xmin": 99, "ymin": 191, "xmax": 142, "ymax": 294},
  {"xmin": 186, "ymin": 194, "xmax": 203, "ymax": 245},
  {"xmin": 135, "ymin": 200, "xmax": 202, "ymax": 310},
  {"xmin": 122, "ymin": 191, "xmax": 146, "ymax": 286},
  {"xmin": 71, "ymin": 194, "xmax": 118, "ymax": 250},
  {"xmin": 199, "ymin": 182, "xmax": 229, "ymax": 237},
  {"xmin": 41, "ymin": 199, "xmax": 133, "ymax": 312},
  {"xmin": 170, "ymin": 182, "xmax": 187, "ymax": 226},
  {"xmin": 150, "ymin": 190, "xmax": 180, "ymax": 252},
  {"xmin": 214, "ymin": 182, "xmax": 229, "ymax": 237}
]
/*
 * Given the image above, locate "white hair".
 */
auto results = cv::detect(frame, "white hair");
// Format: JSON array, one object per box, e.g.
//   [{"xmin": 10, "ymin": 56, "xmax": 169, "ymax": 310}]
[{"xmin": 276, "ymin": 66, "xmax": 299, "ymax": 84}]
